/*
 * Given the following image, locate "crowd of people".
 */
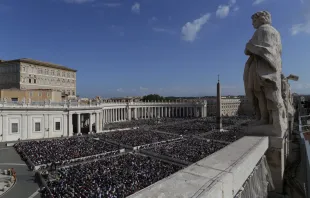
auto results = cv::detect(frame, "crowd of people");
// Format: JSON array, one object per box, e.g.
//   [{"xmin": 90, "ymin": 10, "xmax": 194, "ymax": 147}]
[
  {"xmin": 154, "ymin": 119, "xmax": 219, "ymax": 135},
  {"xmin": 103, "ymin": 117, "xmax": 195, "ymax": 130},
  {"xmin": 146, "ymin": 138, "xmax": 227, "ymax": 163},
  {"xmin": 203, "ymin": 127, "xmax": 245, "ymax": 142},
  {"xmin": 41, "ymin": 153, "xmax": 181, "ymax": 198},
  {"xmin": 14, "ymin": 136, "xmax": 120, "ymax": 166},
  {"xmin": 96, "ymin": 129, "xmax": 179, "ymax": 147},
  {"xmin": 12, "ymin": 116, "xmax": 252, "ymax": 197}
]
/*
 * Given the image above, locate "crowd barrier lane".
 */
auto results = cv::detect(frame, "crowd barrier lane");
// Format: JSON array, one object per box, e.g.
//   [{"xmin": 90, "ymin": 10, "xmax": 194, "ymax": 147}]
[
  {"xmin": 133, "ymin": 138, "xmax": 184, "ymax": 151},
  {"xmin": 140, "ymin": 149, "xmax": 190, "ymax": 166},
  {"xmin": 33, "ymin": 149, "xmax": 122, "ymax": 171},
  {"xmin": 101, "ymin": 127, "xmax": 139, "ymax": 133}
]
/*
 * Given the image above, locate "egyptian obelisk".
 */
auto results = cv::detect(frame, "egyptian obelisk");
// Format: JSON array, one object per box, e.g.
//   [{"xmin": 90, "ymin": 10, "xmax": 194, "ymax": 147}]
[{"xmin": 216, "ymin": 75, "xmax": 222, "ymax": 130}]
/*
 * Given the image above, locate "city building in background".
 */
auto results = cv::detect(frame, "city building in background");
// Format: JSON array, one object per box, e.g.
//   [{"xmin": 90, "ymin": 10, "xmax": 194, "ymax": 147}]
[{"xmin": 0, "ymin": 58, "xmax": 77, "ymax": 100}]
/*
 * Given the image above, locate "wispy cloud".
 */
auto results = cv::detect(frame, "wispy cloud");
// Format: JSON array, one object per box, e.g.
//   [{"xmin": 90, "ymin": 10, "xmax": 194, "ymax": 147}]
[
  {"xmin": 139, "ymin": 86, "xmax": 149, "ymax": 92},
  {"xmin": 116, "ymin": 88, "xmax": 124, "ymax": 92},
  {"xmin": 181, "ymin": 13, "xmax": 211, "ymax": 42},
  {"xmin": 152, "ymin": 27, "xmax": 175, "ymax": 35},
  {"xmin": 102, "ymin": 3, "xmax": 122, "ymax": 7},
  {"xmin": 290, "ymin": 12, "xmax": 310, "ymax": 35},
  {"xmin": 253, "ymin": 0, "xmax": 266, "ymax": 5},
  {"xmin": 233, "ymin": 6, "xmax": 240, "ymax": 12},
  {"xmin": 64, "ymin": 0, "xmax": 94, "ymax": 4},
  {"xmin": 148, "ymin": 16, "xmax": 157, "ymax": 24},
  {"xmin": 216, "ymin": 5, "xmax": 230, "ymax": 18},
  {"xmin": 216, "ymin": 0, "xmax": 238, "ymax": 19},
  {"xmin": 131, "ymin": 2, "xmax": 140, "ymax": 14}
]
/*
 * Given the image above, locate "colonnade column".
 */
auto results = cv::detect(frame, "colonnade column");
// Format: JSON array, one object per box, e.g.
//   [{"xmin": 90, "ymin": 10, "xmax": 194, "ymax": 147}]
[
  {"xmin": 95, "ymin": 112, "xmax": 99, "ymax": 132},
  {"xmin": 116, "ymin": 108, "xmax": 120, "ymax": 122},
  {"xmin": 77, "ymin": 113, "xmax": 81, "ymax": 134},
  {"xmin": 127, "ymin": 107, "xmax": 131, "ymax": 121},
  {"xmin": 1, "ymin": 115, "xmax": 7, "ymax": 141},
  {"xmin": 89, "ymin": 113, "xmax": 92, "ymax": 132},
  {"xmin": 68, "ymin": 113, "xmax": 73, "ymax": 136},
  {"xmin": 134, "ymin": 108, "xmax": 137, "ymax": 119},
  {"xmin": 145, "ymin": 107, "xmax": 147, "ymax": 119}
]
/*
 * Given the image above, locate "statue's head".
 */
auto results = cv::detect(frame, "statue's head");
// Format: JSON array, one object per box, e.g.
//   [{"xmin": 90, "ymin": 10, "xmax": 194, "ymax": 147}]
[{"xmin": 251, "ymin": 11, "xmax": 271, "ymax": 29}]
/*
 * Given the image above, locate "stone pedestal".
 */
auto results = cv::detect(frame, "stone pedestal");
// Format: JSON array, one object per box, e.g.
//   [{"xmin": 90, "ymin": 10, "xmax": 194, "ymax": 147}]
[
  {"xmin": 267, "ymin": 136, "xmax": 286, "ymax": 193},
  {"xmin": 243, "ymin": 124, "xmax": 289, "ymax": 193}
]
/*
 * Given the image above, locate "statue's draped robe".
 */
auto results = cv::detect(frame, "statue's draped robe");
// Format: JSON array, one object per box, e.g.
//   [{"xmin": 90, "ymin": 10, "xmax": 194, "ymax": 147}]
[{"xmin": 244, "ymin": 24, "xmax": 284, "ymax": 114}]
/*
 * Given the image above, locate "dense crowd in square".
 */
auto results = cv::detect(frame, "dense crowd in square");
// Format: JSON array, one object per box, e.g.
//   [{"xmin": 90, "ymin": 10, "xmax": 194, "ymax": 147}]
[
  {"xmin": 11, "ymin": 116, "xmax": 251, "ymax": 197},
  {"xmin": 14, "ymin": 136, "xmax": 121, "ymax": 166},
  {"xmin": 145, "ymin": 138, "xmax": 227, "ymax": 163},
  {"xmin": 96, "ymin": 129, "xmax": 180, "ymax": 147},
  {"xmin": 41, "ymin": 153, "xmax": 182, "ymax": 198},
  {"xmin": 203, "ymin": 127, "xmax": 245, "ymax": 142},
  {"xmin": 153, "ymin": 119, "xmax": 220, "ymax": 135},
  {"xmin": 103, "ymin": 117, "xmax": 196, "ymax": 130}
]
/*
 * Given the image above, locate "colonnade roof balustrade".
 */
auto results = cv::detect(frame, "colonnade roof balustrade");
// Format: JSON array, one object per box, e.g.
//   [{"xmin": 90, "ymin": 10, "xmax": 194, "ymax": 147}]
[{"xmin": 0, "ymin": 100, "xmax": 208, "ymax": 110}]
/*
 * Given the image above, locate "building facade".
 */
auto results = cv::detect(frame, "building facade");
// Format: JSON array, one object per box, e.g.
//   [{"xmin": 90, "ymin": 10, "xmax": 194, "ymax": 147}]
[
  {"xmin": 0, "ymin": 100, "xmax": 208, "ymax": 142},
  {"xmin": 0, "ymin": 98, "xmax": 253, "ymax": 142},
  {"xmin": 0, "ymin": 58, "xmax": 77, "ymax": 98},
  {"xmin": 0, "ymin": 89, "xmax": 62, "ymax": 102}
]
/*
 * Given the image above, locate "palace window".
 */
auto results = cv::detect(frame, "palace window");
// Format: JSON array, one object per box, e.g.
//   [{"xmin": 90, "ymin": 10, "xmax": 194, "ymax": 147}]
[
  {"xmin": 11, "ymin": 123, "xmax": 18, "ymax": 133},
  {"xmin": 29, "ymin": 78, "xmax": 31, "ymax": 83},
  {"xmin": 35, "ymin": 122, "xmax": 41, "ymax": 132},
  {"xmin": 55, "ymin": 122, "xmax": 61, "ymax": 131}
]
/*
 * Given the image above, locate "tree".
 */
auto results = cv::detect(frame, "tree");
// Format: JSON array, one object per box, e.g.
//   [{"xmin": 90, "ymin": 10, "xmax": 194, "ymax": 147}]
[
  {"xmin": 141, "ymin": 94, "xmax": 179, "ymax": 102},
  {"xmin": 142, "ymin": 94, "xmax": 164, "ymax": 102}
]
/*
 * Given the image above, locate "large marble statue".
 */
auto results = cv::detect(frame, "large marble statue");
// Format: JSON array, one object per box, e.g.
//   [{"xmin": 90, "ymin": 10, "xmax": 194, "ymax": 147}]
[{"xmin": 243, "ymin": 11, "xmax": 287, "ymax": 136}]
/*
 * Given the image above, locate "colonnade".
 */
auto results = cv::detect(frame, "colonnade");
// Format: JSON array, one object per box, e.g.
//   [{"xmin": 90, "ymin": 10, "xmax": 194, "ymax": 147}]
[
  {"xmin": 103, "ymin": 106, "xmax": 206, "ymax": 123},
  {"xmin": 70, "ymin": 105, "xmax": 207, "ymax": 134}
]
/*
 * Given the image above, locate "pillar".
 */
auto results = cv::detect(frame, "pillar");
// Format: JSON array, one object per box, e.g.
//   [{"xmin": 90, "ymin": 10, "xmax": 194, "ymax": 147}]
[
  {"xmin": 96, "ymin": 112, "xmax": 99, "ymax": 132},
  {"xmin": 116, "ymin": 108, "xmax": 119, "ymax": 121},
  {"xmin": 134, "ymin": 108, "xmax": 137, "ymax": 119},
  {"xmin": 127, "ymin": 107, "xmax": 131, "ymax": 120},
  {"xmin": 68, "ymin": 113, "xmax": 73, "ymax": 136},
  {"xmin": 2, "ymin": 115, "xmax": 8, "ymax": 141},
  {"xmin": 89, "ymin": 113, "xmax": 92, "ymax": 132},
  {"xmin": 21, "ymin": 114, "xmax": 27, "ymax": 140},
  {"xmin": 77, "ymin": 113, "xmax": 81, "ymax": 134},
  {"xmin": 48, "ymin": 114, "xmax": 53, "ymax": 138},
  {"xmin": 63, "ymin": 113, "xmax": 68, "ymax": 137}
]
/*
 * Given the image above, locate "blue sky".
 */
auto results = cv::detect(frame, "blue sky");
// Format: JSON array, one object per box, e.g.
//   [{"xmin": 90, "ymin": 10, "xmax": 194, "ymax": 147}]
[{"xmin": 0, "ymin": 0, "xmax": 310, "ymax": 98}]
